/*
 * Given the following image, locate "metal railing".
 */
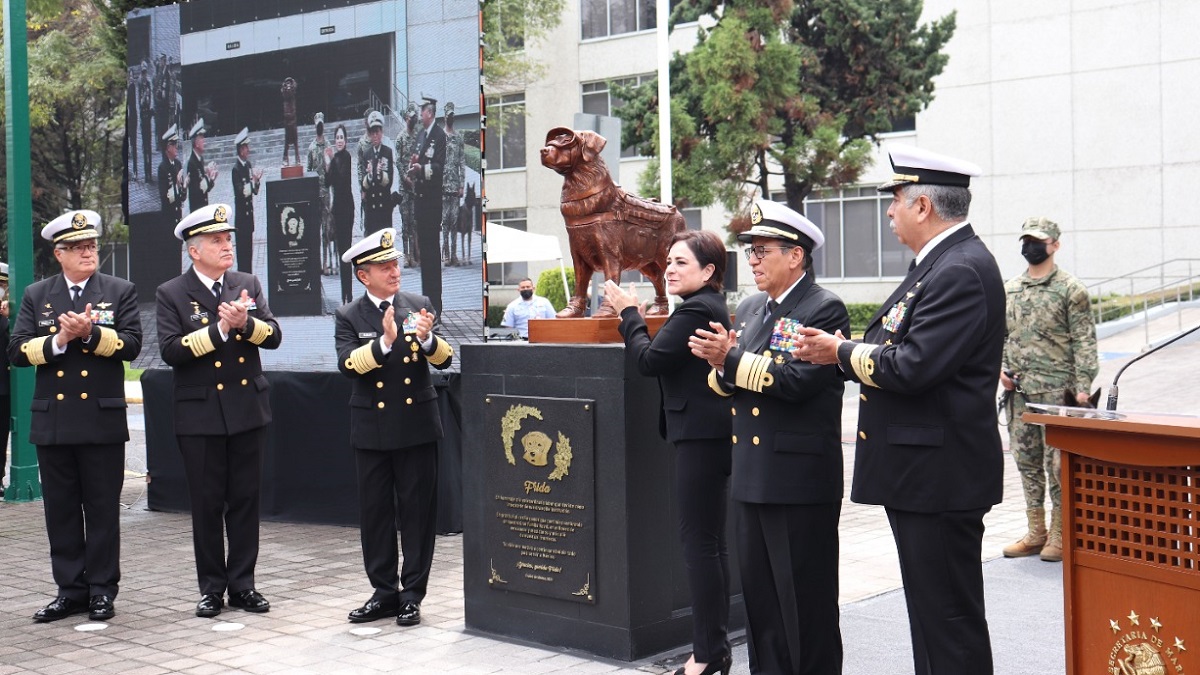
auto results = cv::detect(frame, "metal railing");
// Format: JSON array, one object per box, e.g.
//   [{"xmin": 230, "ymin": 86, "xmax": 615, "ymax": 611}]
[{"xmin": 1086, "ymin": 258, "xmax": 1200, "ymax": 346}]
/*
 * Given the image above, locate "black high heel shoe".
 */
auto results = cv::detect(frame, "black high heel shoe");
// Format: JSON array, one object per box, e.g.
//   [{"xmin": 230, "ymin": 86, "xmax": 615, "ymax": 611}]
[{"xmin": 673, "ymin": 653, "xmax": 733, "ymax": 675}]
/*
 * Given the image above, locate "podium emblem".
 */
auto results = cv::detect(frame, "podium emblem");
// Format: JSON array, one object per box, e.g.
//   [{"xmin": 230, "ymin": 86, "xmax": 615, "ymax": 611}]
[{"xmin": 1106, "ymin": 609, "xmax": 1189, "ymax": 675}]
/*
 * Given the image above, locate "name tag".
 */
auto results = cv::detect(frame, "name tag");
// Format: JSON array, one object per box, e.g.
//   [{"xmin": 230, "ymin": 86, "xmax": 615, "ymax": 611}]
[
  {"xmin": 190, "ymin": 312, "xmax": 210, "ymax": 322},
  {"xmin": 38, "ymin": 319, "xmax": 55, "ymax": 328},
  {"xmin": 358, "ymin": 331, "xmax": 378, "ymax": 339}
]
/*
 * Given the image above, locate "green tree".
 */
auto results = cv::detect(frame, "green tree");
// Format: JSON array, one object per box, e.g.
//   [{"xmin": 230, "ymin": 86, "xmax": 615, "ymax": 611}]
[
  {"xmin": 481, "ymin": 0, "xmax": 566, "ymax": 91},
  {"xmin": 614, "ymin": 0, "xmax": 955, "ymax": 234}
]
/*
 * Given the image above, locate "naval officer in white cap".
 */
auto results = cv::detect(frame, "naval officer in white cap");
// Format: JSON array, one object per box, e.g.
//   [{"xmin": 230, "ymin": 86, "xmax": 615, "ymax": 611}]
[
  {"xmin": 155, "ymin": 203, "xmax": 281, "ymax": 618},
  {"xmin": 187, "ymin": 117, "xmax": 217, "ymax": 213},
  {"xmin": 793, "ymin": 145, "xmax": 1005, "ymax": 675},
  {"xmin": 334, "ymin": 228, "xmax": 452, "ymax": 628},
  {"xmin": 230, "ymin": 127, "xmax": 262, "ymax": 274},
  {"xmin": 157, "ymin": 124, "xmax": 187, "ymax": 223},
  {"xmin": 688, "ymin": 198, "xmax": 850, "ymax": 675},
  {"xmin": 8, "ymin": 210, "xmax": 142, "ymax": 623}
]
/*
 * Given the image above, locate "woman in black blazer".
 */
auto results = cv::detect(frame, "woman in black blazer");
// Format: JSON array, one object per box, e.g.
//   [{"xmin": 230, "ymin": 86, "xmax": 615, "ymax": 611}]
[
  {"xmin": 326, "ymin": 124, "xmax": 356, "ymax": 305},
  {"xmin": 606, "ymin": 230, "xmax": 733, "ymax": 675}
]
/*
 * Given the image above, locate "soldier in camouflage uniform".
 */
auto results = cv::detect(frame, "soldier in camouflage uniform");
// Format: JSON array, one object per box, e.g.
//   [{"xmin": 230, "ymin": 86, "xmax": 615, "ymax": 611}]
[
  {"xmin": 306, "ymin": 113, "xmax": 334, "ymax": 274},
  {"xmin": 441, "ymin": 102, "xmax": 466, "ymax": 265},
  {"xmin": 395, "ymin": 103, "xmax": 420, "ymax": 266},
  {"xmin": 999, "ymin": 217, "xmax": 1098, "ymax": 562}
]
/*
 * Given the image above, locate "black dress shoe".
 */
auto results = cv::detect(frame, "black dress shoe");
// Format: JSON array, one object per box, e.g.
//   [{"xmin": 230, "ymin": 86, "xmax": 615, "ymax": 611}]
[
  {"xmin": 348, "ymin": 598, "xmax": 400, "ymax": 623},
  {"xmin": 33, "ymin": 596, "xmax": 87, "ymax": 623},
  {"xmin": 229, "ymin": 589, "xmax": 270, "ymax": 613},
  {"xmin": 395, "ymin": 600, "xmax": 421, "ymax": 626},
  {"xmin": 88, "ymin": 595, "xmax": 115, "ymax": 621},
  {"xmin": 196, "ymin": 593, "xmax": 224, "ymax": 618}
]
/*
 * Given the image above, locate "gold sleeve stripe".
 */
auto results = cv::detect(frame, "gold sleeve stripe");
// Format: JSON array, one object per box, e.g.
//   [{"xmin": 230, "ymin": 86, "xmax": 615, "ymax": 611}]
[
  {"xmin": 93, "ymin": 326, "xmax": 122, "ymax": 358},
  {"xmin": 345, "ymin": 343, "xmax": 381, "ymax": 374},
  {"xmin": 707, "ymin": 368, "xmax": 733, "ymax": 397},
  {"xmin": 181, "ymin": 327, "xmax": 216, "ymax": 358},
  {"xmin": 426, "ymin": 337, "xmax": 453, "ymax": 366},
  {"xmin": 247, "ymin": 318, "xmax": 274, "ymax": 345},
  {"xmin": 850, "ymin": 342, "xmax": 879, "ymax": 388},
  {"xmin": 734, "ymin": 352, "xmax": 774, "ymax": 393},
  {"xmin": 21, "ymin": 336, "xmax": 51, "ymax": 366}
]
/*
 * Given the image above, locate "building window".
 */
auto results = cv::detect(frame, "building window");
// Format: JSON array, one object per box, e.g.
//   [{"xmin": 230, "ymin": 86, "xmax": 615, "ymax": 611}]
[
  {"xmin": 581, "ymin": 74, "xmax": 652, "ymax": 157},
  {"xmin": 581, "ymin": 0, "xmax": 657, "ymax": 40},
  {"xmin": 800, "ymin": 187, "xmax": 913, "ymax": 279},
  {"xmin": 487, "ymin": 209, "xmax": 529, "ymax": 285},
  {"xmin": 484, "ymin": 94, "xmax": 526, "ymax": 170}
]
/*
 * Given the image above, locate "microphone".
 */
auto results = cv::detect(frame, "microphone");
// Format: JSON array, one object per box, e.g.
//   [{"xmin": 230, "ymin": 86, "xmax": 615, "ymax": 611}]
[{"xmin": 1106, "ymin": 323, "xmax": 1200, "ymax": 410}]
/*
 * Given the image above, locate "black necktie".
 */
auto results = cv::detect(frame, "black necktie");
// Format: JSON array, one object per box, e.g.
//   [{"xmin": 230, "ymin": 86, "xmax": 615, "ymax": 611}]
[
  {"xmin": 379, "ymin": 300, "xmax": 390, "ymax": 313},
  {"xmin": 764, "ymin": 299, "xmax": 778, "ymax": 324},
  {"xmin": 908, "ymin": 259, "xmax": 917, "ymax": 272},
  {"xmin": 212, "ymin": 281, "xmax": 222, "ymax": 300},
  {"xmin": 71, "ymin": 285, "xmax": 83, "ymax": 312}
]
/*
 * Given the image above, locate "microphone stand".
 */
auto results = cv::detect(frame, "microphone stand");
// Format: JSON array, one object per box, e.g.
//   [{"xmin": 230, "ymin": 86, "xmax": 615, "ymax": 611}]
[{"xmin": 1106, "ymin": 323, "xmax": 1200, "ymax": 410}]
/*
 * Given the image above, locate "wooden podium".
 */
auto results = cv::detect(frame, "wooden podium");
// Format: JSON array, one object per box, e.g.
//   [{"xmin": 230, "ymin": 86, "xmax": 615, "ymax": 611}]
[{"xmin": 1025, "ymin": 410, "xmax": 1200, "ymax": 675}]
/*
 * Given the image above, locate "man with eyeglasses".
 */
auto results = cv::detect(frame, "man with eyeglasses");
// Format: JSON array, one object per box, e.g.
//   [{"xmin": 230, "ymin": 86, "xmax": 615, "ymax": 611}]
[
  {"xmin": 689, "ymin": 198, "xmax": 849, "ymax": 675},
  {"xmin": 8, "ymin": 211, "xmax": 142, "ymax": 623},
  {"xmin": 793, "ymin": 145, "xmax": 1005, "ymax": 675}
]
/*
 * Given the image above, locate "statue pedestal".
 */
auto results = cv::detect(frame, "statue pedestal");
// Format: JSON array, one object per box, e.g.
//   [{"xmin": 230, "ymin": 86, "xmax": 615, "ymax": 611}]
[
  {"xmin": 279, "ymin": 164, "xmax": 304, "ymax": 179},
  {"xmin": 528, "ymin": 316, "xmax": 667, "ymax": 343},
  {"xmin": 461, "ymin": 342, "xmax": 744, "ymax": 660}
]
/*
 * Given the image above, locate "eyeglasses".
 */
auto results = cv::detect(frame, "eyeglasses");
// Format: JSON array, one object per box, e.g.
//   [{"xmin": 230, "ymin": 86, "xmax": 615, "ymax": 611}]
[
  {"xmin": 58, "ymin": 243, "xmax": 99, "ymax": 254},
  {"xmin": 743, "ymin": 245, "xmax": 793, "ymax": 261}
]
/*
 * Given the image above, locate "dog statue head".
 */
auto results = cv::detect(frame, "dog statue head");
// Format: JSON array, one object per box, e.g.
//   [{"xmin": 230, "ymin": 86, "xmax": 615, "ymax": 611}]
[{"xmin": 540, "ymin": 127, "xmax": 607, "ymax": 176}]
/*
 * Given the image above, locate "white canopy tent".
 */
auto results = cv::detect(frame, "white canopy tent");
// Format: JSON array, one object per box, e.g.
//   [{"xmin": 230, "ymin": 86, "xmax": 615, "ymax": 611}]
[{"xmin": 485, "ymin": 224, "xmax": 569, "ymax": 296}]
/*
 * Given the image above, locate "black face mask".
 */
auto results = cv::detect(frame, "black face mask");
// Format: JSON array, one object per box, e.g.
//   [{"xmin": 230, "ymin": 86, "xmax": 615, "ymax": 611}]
[
  {"xmin": 1021, "ymin": 240, "xmax": 1050, "ymax": 265},
  {"xmin": 519, "ymin": 289, "xmax": 534, "ymax": 300}
]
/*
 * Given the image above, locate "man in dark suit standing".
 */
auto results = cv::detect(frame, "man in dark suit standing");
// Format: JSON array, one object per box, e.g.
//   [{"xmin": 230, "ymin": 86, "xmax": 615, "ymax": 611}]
[
  {"xmin": 794, "ymin": 145, "xmax": 1005, "ymax": 675},
  {"xmin": 1, "ymin": 262, "xmax": 9, "ymax": 498},
  {"xmin": 156, "ymin": 203, "xmax": 282, "ymax": 618},
  {"xmin": 138, "ymin": 62, "xmax": 154, "ymax": 182},
  {"xmin": 125, "ymin": 71, "xmax": 139, "ymax": 182},
  {"xmin": 408, "ymin": 96, "xmax": 446, "ymax": 313},
  {"xmin": 690, "ymin": 199, "xmax": 849, "ymax": 675},
  {"xmin": 9, "ymin": 211, "xmax": 142, "ymax": 623},
  {"xmin": 158, "ymin": 124, "xmax": 187, "ymax": 224},
  {"xmin": 187, "ymin": 118, "xmax": 216, "ymax": 213},
  {"xmin": 335, "ymin": 227, "xmax": 453, "ymax": 627},
  {"xmin": 231, "ymin": 128, "xmax": 261, "ymax": 274},
  {"xmin": 361, "ymin": 110, "xmax": 394, "ymax": 236}
]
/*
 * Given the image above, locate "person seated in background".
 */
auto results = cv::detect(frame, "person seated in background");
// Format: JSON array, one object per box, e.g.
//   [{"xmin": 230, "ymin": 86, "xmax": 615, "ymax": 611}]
[{"xmin": 501, "ymin": 278, "xmax": 555, "ymax": 338}]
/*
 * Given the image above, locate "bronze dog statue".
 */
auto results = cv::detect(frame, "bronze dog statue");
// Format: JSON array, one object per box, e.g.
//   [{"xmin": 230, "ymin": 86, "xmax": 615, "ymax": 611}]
[{"xmin": 540, "ymin": 127, "xmax": 684, "ymax": 317}]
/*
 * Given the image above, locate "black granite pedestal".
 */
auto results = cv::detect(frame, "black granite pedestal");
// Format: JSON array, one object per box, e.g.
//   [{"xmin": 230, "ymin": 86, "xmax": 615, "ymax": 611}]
[{"xmin": 461, "ymin": 342, "xmax": 744, "ymax": 661}]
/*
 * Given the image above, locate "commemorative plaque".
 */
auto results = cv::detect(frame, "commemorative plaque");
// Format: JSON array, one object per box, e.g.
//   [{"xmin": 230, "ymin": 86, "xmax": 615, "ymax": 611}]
[
  {"xmin": 482, "ymin": 395, "xmax": 595, "ymax": 603},
  {"xmin": 265, "ymin": 176, "xmax": 322, "ymax": 315}
]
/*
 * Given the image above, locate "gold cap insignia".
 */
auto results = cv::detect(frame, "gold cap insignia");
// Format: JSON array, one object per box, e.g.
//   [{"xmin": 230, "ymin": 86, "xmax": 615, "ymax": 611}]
[
  {"xmin": 381, "ymin": 230, "xmax": 394, "ymax": 250},
  {"xmin": 750, "ymin": 203, "xmax": 763, "ymax": 224},
  {"xmin": 213, "ymin": 205, "xmax": 228, "ymax": 223},
  {"xmin": 71, "ymin": 212, "xmax": 87, "ymax": 229}
]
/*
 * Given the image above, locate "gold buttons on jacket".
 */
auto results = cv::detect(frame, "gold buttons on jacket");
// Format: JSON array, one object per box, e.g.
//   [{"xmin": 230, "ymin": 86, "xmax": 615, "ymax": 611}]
[
  {"xmin": 860, "ymin": 393, "xmax": 867, "ymax": 401},
  {"xmin": 215, "ymin": 361, "xmax": 222, "ymax": 368},
  {"xmin": 752, "ymin": 407, "xmax": 760, "ymax": 416},
  {"xmin": 404, "ymin": 378, "xmax": 411, "ymax": 385},
  {"xmin": 731, "ymin": 407, "xmax": 736, "ymax": 415},
  {"xmin": 235, "ymin": 334, "xmax": 243, "ymax": 341},
  {"xmin": 241, "ymin": 379, "xmax": 248, "ymax": 386},
  {"xmin": 239, "ymin": 357, "xmax": 245, "ymax": 363},
  {"xmin": 80, "ymin": 393, "xmax": 88, "ymax": 400},
  {"xmin": 217, "ymin": 384, "xmax": 224, "ymax": 391},
  {"xmin": 80, "ymin": 370, "xmax": 88, "ymax": 378},
  {"xmin": 406, "ymin": 398, "xmax": 413, "ymax": 405},
  {"xmin": 49, "ymin": 326, "xmax": 57, "ymax": 333},
  {"xmin": 732, "ymin": 435, "xmax": 738, "ymax": 444},
  {"xmin": 377, "ymin": 402, "xmax": 385, "ymax": 409},
  {"xmin": 859, "ymin": 431, "xmax": 867, "ymax": 440},
  {"xmin": 405, "ymin": 335, "xmax": 413, "ymax": 343},
  {"xmin": 57, "ymin": 393, "xmax": 64, "ymax": 400},
  {"xmin": 403, "ymin": 356, "xmax": 411, "ymax": 364},
  {"xmin": 57, "ymin": 370, "xmax": 64, "ymax": 378},
  {"xmin": 376, "ymin": 381, "xmax": 384, "ymax": 389},
  {"xmin": 752, "ymin": 436, "xmax": 760, "ymax": 445}
]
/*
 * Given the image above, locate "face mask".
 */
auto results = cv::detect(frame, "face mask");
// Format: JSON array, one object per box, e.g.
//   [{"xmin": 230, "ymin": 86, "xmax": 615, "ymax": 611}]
[
  {"xmin": 1021, "ymin": 240, "xmax": 1050, "ymax": 265},
  {"xmin": 519, "ymin": 289, "xmax": 534, "ymax": 300}
]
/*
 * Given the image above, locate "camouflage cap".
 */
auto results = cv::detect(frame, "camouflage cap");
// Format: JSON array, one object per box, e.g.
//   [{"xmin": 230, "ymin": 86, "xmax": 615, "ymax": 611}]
[{"xmin": 1019, "ymin": 217, "xmax": 1060, "ymax": 241}]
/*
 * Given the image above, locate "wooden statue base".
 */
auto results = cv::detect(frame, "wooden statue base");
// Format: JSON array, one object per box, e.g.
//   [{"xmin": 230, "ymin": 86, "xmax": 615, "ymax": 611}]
[
  {"xmin": 280, "ymin": 164, "xmax": 304, "ymax": 179},
  {"xmin": 528, "ymin": 316, "xmax": 667, "ymax": 343}
]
